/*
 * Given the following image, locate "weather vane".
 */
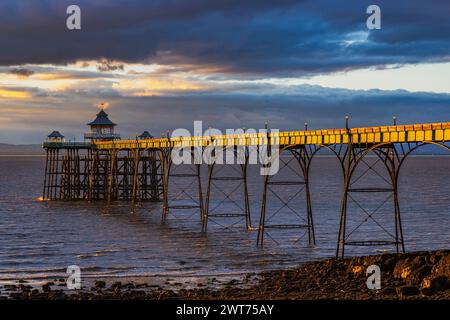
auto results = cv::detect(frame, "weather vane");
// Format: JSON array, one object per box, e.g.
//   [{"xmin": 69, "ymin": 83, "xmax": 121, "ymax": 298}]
[{"xmin": 98, "ymin": 102, "xmax": 109, "ymax": 109}]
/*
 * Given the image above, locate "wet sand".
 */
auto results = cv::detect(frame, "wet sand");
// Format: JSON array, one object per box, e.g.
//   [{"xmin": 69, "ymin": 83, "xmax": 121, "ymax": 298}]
[{"xmin": 1, "ymin": 250, "xmax": 449, "ymax": 300}]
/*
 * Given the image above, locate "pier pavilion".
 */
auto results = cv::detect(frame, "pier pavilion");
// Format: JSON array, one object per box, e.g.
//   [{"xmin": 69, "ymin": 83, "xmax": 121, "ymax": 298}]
[{"xmin": 85, "ymin": 108, "xmax": 120, "ymax": 142}]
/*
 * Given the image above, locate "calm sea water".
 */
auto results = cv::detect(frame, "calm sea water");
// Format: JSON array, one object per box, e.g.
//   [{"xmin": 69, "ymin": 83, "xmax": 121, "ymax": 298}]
[{"xmin": 0, "ymin": 155, "xmax": 449, "ymax": 280}]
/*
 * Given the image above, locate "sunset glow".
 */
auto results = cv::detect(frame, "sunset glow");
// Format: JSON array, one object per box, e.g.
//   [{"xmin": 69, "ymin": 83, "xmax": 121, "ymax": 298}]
[{"xmin": 0, "ymin": 1, "xmax": 448, "ymax": 143}]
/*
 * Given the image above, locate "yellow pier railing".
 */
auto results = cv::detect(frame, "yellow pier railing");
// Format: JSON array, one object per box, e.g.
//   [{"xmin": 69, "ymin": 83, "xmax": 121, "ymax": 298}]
[{"xmin": 93, "ymin": 121, "xmax": 450, "ymax": 150}]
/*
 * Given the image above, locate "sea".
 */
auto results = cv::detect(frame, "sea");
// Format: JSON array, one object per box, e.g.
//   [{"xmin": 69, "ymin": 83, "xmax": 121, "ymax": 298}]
[{"xmin": 0, "ymin": 155, "xmax": 449, "ymax": 282}]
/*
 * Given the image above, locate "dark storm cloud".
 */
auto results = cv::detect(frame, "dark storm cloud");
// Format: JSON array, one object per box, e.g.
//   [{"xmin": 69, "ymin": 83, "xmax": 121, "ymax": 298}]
[
  {"xmin": 97, "ymin": 59, "xmax": 124, "ymax": 72},
  {"xmin": 0, "ymin": 65, "xmax": 118, "ymax": 80},
  {"xmin": 8, "ymin": 67, "xmax": 34, "ymax": 77},
  {"xmin": 0, "ymin": 0, "xmax": 448, "ymax": 76}
]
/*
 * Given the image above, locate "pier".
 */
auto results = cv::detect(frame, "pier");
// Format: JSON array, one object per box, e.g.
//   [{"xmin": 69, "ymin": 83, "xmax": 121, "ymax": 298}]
[{"xmin": 42, "ymin": 109, "xmax": 450, "ymax": 257}]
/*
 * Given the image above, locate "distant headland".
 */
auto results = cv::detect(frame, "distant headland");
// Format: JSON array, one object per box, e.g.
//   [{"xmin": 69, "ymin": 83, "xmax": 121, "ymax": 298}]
[{"xmin": 0, "ymin": 144, "xmax": 44, "ymax": 155}]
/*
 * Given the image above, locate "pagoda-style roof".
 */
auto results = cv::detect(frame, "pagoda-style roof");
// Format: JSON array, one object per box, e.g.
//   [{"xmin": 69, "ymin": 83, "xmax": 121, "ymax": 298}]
[
  {"xmin": 48, "ymin": 130, "xmax": 64, "ymax": 138},
  {"xmin": 138, "ymin": 131, "xmax": 153, "ymax": 139},
  {"xmin": 87, "ymin": 109, "xmax": 117, "ymax": 126}
]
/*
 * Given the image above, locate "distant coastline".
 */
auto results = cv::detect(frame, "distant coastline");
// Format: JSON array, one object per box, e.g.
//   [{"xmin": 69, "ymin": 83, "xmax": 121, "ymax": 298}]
[
  {"xmin": 0, "ymin": 144, "xmax": 45, "ymax": 156},
  {"xmin": 0, "ymin": 155, "xmax": 46, "ymax": 157}
]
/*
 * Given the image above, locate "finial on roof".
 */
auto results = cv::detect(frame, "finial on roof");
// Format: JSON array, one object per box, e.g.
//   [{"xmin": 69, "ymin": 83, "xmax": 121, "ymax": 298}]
[
  {"xmin": 87, "ymin": 107, "xmax": 116, "ymax": 126},
  {"xmin": 98, "ymin": 102, "xmax": 109, "ymax": 110}
]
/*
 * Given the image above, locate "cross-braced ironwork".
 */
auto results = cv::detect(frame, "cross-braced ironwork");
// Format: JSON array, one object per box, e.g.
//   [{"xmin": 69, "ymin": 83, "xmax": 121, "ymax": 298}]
[
  {"xmin": 159, "ymin": 147, "xmax": 204, "ymax": 223},
  {"xmin": 43, "ymin": 147, "xmax": 162, "ymax": 204},
  {"xmin": 202, "ymin": 146, "xmax": 252, "ymax": 233},
  {"xmin": 257, "ymin": 145, "xmax": 316, "ymax": 246},
  {"xmin": 336, "ymin": 140, "xmax": 421, "ymax": 258},
  {"xmin": 137, "ymin": 149, "xmax": 163, "ymax": 202}
]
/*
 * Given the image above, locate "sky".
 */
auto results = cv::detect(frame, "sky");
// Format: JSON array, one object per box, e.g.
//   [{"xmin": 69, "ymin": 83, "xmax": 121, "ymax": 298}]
[{"xmin": 0, "ymin": 0, "xmax": 449, "ymax": 144}]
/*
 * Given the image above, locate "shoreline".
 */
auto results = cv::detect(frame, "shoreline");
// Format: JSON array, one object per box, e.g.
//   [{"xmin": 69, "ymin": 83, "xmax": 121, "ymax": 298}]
[{"xmin": 1, "ymin": 249, "xmax": 449, "ymax": 300}]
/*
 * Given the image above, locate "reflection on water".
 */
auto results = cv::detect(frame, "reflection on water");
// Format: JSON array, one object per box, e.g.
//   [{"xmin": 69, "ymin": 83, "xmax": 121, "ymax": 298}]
[{"xmin": 0, "ymin": 156, "xmax": 449, "ymax": 280}]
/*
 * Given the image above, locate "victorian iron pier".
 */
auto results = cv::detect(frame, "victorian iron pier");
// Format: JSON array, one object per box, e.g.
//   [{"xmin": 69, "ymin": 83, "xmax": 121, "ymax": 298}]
[{"xmin": 42, "ymin": 110, "xmax": 450, "ymax": 257}]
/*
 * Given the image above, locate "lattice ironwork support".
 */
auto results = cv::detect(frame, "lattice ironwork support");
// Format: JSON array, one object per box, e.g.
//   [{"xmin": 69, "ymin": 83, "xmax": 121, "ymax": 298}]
[
  {"xmin": 43, "ymin": 148, "xmax": 60, "ymax": 200},
  {"xmin": 159, "ymin": 147, "xmax": 204, "ymax": 223},
  {"xmin": 106, "ymin": 149, "xmax": 117, "ymax": 204},
  {"xmin": 336, "ymin": 140, "xmax": 407, "ymax": 258},
  {"xmin": 130, "ymin": 149, "xmax": 141, "ymax": 212},
  {"xmin": 138, "ymin": 149, "xmax": 163, "ymax": 202},
  {"xmin": 202, "ymin": 146, "xmax": 252, "ymax": 233},
  {"xmin": 256, "ymin": 145, "xmax": 316, "ymax": 246}
]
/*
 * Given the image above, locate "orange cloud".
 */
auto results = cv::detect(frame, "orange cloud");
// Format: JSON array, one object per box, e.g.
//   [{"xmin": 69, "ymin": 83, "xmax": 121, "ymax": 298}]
[
  {"xmin": 113, "ymin": 77, "xmax": 209, "ymax": 96},
  {"xmin": 33, "ymin": 73, "xmax": 79, "ymax": 80},
  {"xmin": 0, "ymin": 88, "xmax": 31, "ymax": 99}
]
